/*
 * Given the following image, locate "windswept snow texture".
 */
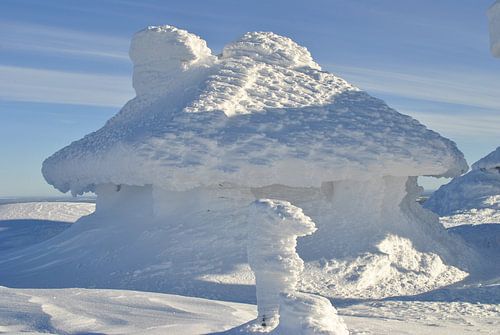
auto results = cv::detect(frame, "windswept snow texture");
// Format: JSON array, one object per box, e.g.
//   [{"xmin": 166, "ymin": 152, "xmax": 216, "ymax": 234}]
[
  {"xmin": 0, "ymin": 287, "xmax": 255, "ymax": 335},
  {"xmin": 489, "ymin": 0, "xmax": 500, "ymax": 57},
  {"xmin": 42, "ymin": 25, "xmax": 466, "ymax": 195},
  {"xmin": 1, "ymin": 286, "xmax": 499, "ymax": 335},
  {"xmin": 425, "ymin": 147, "xmax": 500, "ymax": 224}
]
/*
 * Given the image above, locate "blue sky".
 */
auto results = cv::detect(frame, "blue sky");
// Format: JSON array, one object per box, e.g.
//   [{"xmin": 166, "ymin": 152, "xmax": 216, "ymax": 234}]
[{"xmin": 0, "ymin": 0, "xmax": 499, "ymax": 196}]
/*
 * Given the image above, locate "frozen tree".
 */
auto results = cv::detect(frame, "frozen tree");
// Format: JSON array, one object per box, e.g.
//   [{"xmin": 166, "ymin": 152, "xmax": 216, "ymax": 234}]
[{"xmin": 248, "ymin": 199, "xmax": 348, "ymax": 334}]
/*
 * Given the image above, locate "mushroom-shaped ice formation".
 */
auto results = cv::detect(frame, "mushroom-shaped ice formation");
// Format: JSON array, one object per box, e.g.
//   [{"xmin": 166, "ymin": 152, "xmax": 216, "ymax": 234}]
[
  {"xmin": 247, "ymin": 199, "xmax": 317, "ymax": 327},
  {"xmin": 489, "ymin": 1, "xmax": 500, "ymax": 57},
  {"xmin": 42, "ymin": 25, "xmax": 467, "ymax": 196},
  {"xmin": 3, "ymin": 25, "xmax": 471, "ymax": 299},
  {"xmin": 425, "ymin": 147, "xmax": 500, "ymax": 218}
]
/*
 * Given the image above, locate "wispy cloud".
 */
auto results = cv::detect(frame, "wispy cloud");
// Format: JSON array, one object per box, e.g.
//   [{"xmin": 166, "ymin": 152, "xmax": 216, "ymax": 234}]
[
  {"xmin": 403, "ymin": 110, "xmax": 500, "ymax": 138},
  {"xmin": 329, "ymin": 64, "xmax": 500, "ymax": 111},
  {"xmin": 0, "ymin": 21, "xmax": 129, "ymax": 61},
  {"xmin": 0, "ymin": 66, "xmax": 134, "ymax": 107}
]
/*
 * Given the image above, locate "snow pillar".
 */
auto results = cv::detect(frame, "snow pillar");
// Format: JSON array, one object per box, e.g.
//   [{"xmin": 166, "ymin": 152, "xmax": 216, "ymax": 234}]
[
  {"xmin": 247, "ymin": 199, "xmax": 316, "ymax": 326},
  {"xmin": 488, "ymin": 1, "xmax": 500, "ymax": 57}
]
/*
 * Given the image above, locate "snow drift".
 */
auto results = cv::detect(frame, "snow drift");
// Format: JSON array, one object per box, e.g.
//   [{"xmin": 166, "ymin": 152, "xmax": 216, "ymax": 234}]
[
  {"xmin": 0, "ymin": 25, "xmax": 475, "ymax": 301},
  {"xmin": 425, "ymin": 147, "xmax": 500, "ymax": 228}
]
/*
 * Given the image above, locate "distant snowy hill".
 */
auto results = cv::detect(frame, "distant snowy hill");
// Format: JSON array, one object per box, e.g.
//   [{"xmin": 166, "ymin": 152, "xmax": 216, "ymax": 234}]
[
  {"xmin": 0, "ymin": 201, "xmax": 94, "ymax": 222},
  {"xmin": 425, "ymin": 147, "xmax": 500, "ymax": 227},
  {"xmin": 0, "ymin": 202, "xmax": 94, "ymax": 252}
]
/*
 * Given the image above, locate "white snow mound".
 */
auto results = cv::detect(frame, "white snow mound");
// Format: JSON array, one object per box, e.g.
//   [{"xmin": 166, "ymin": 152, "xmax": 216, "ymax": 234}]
[
  {"xmin": 271, "ymin": 292, "xmax": 349, "ymax": 335},
  {"xmin": 425, "ymin": 147, "xmax": 500, "ymax": 218},
  {"xmin": 301, "ymin": 234, "xmax": 468, "ymax": 299}
]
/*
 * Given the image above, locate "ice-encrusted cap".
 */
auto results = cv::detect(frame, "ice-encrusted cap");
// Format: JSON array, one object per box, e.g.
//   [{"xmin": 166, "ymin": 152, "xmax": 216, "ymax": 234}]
[
  {"xmin": 42, "ymin": 25, "xmax": 468, "ymax": 195},
  {"xmin": 130, "ymin": 25, "xmax": 213, "ymax": 67},
  {"xmin": 472, "ymin": 146, "xmax": 500, "ymax": 170},
  {"xmin": 222, "ymin": 31, "xmax": 321, "ymax": 70},
  {"xmin": 488, "ymin": 0, "xmax": 500, "ymax": 57},
  {"xmin": 130, "ymin": 25, "xmax": 215, "ymax": 96}
]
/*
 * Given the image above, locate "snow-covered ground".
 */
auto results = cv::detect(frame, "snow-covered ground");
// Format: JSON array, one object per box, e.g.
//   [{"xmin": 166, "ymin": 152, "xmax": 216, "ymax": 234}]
[
  {"xmin": 0, "ymin": 201, "xmax": 498, "ymax": 334},
  {"xmin": 0, "ymin": 287, "xmax": 254, "ymax": 335},
  {"xmin": 1, "ymin": 285, "xmax": 498, "ymax": 334}
]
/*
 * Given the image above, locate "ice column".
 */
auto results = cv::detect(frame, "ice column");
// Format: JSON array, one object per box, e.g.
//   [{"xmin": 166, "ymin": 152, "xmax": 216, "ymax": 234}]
[{"xmin": 247, "ymin": 199, "xmax": 316, "ymax": 327}]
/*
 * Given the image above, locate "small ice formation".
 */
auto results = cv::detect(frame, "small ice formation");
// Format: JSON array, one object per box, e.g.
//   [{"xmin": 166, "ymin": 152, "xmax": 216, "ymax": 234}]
[
  {"xmin": 425, "ymin": 147, "xmax": 500, "ymax": 225},
  {"xmin": 271, "ymin": 292, "xmax": 348, "ymax": 335},
  {"xmin": 0, "ymin": 25, "xmax": 473, "ymax": 300},
  {"xmin": 247, "ymin": 199, "xmax": 316, "ymax": 327},
  {"xmin": 488, "ymin": 1, "xmax": 500, "ymax": 57},
  {"xmin": 247, "ymin": 199, "xmax": 348, "ymax": 334}
]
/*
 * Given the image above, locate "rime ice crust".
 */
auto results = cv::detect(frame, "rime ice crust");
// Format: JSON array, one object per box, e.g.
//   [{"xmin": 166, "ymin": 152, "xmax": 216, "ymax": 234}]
[
  {"xmin": 222, "ymin": 32, "xmax": 321, "ymax": 70},
  {"xmin": 42, "ymin": 25, "xmax": 467, "ymax": 195},
  {"xmin": 130, "ymin": 25, "xmax": 216, "ymax": 96}
]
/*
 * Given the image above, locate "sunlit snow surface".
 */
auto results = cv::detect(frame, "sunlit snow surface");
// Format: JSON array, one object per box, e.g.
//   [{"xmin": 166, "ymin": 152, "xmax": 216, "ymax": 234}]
[
  {"xmin": 0, "ymin": 286, "xmax": 499, "ymax": 335},
  {"xmin": 0, "ymin": 202, "xmax": 499, "ymax": 334}
]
